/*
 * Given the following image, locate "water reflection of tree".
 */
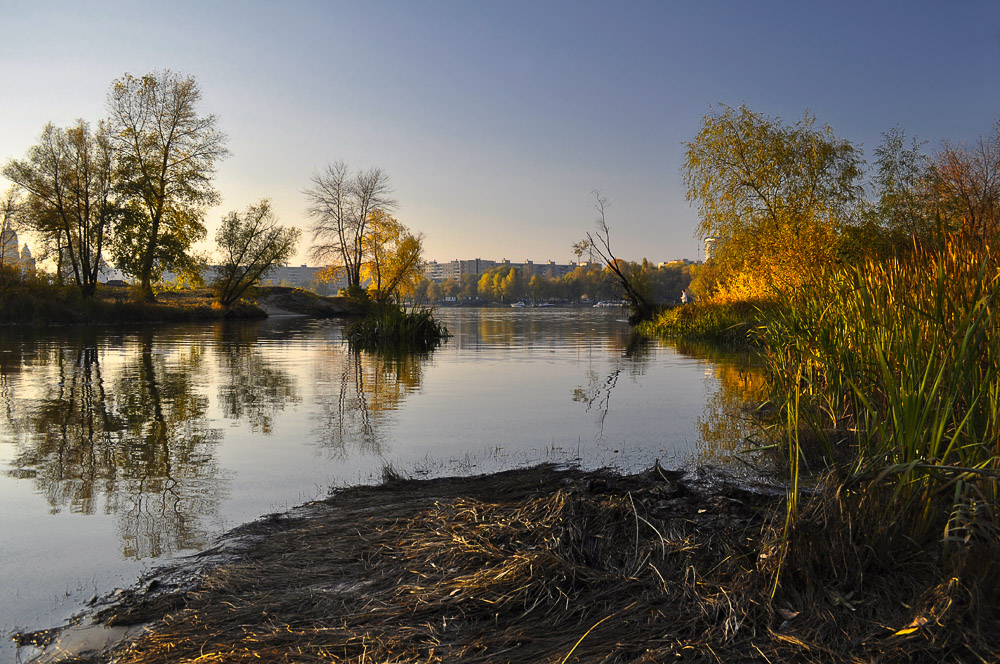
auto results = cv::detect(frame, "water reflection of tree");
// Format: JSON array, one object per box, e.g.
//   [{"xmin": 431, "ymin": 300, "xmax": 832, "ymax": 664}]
[
  {"xmin": 214, "ymin": 322, "xmax": 300, "ymax": 434},
  {"xmin": 572, "ymin": 331, "xmax": 651, "ymax": 436},
  {"xmin": 313, "ymin": 345, "xmax": 429, "ymax": 457},
  {"xmin": 677, "ymin": 341, "xmax": 769, "ymax": 466},
  {"xmin": 3, "ymin": 329, "xmax": 224, "ymax": 559}
]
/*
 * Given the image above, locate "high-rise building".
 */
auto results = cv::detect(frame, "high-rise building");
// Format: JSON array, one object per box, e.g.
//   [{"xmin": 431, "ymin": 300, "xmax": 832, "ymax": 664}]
[{"xmin": 0, "ymin": 223, "xmax": 36, "ymax": 272}]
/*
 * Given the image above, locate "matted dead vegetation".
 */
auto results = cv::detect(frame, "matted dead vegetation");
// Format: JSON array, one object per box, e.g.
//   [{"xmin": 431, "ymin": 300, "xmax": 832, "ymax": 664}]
[{"xmin": 42, "ymin": 464, "xmax": 1000, "ymax": 663}]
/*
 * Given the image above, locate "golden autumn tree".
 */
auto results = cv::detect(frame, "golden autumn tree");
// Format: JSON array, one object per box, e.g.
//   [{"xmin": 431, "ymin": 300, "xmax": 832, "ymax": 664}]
[
  {"xmin": 684, "ymin": 104, "xmax": 863, "ymax": 301},
  {"xmin": 359, "ymin": 209, "xmax": 424, "ymax": 302}
]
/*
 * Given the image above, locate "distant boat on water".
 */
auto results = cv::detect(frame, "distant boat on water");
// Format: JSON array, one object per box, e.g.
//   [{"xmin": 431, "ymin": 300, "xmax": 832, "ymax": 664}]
[{"xmin": 511, "ymin": 301, "xmax": 527, "ymax": 308}]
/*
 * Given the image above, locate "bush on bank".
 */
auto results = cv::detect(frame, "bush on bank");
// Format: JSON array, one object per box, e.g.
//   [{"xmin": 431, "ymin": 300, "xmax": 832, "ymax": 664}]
[{"xmin": 0, "ymin": 268, "xmax": 264, "ymax": 325}]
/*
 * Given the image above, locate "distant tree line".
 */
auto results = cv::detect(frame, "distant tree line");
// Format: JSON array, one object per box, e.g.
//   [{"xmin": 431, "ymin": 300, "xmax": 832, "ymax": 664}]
[{"xmin": 410, "ymin": 260, "xmax": 695, "ymax": 305}]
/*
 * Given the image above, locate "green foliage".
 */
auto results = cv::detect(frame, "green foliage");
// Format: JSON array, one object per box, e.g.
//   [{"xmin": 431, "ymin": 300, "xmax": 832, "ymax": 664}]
[
  {"xmin": 347, "ymin": 302, "xmax": 448, "ymax": 352},
  {"xmin": 213, "ymin": 199, "xmax": 300, "ymax": 308},
  {"xmin": 3, "ymin": 120, "xmax": 121, "ymax": 297},
  {"xmin": 107, "ymin": 70, "xmax": 229, "ymax": 301}
]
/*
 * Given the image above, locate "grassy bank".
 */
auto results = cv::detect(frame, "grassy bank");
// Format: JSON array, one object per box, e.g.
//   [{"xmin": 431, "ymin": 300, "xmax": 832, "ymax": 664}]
[
  {"xmin": 0, "ymin": 274, "xmax": 265, "ymax": 325},
  {"xmin": 638, "ymin": 299, "xmax": 774, "ymax": 344},
  {"xmin": 759, "ymin": 236, "xmax": 1000, "ymax": 590},
  {"xmin": 22, "ymin": 464, "xmax": 998, "ymax": 663},
  {"xmin": 637, "ymin": 234, "xmax": 1000, "ymax": 659}
]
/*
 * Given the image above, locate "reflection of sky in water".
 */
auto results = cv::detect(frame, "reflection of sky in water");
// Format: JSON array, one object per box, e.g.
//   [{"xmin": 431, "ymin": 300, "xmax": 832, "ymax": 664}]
[{"xmin": 0, "ymin": 310, "xmax": 763, "ymax": 656}]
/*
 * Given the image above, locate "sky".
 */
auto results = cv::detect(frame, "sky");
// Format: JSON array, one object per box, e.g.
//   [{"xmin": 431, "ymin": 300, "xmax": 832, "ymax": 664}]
[{"xmin": 2, "ymin": 0, "xmax": 999, "ymax": 266}]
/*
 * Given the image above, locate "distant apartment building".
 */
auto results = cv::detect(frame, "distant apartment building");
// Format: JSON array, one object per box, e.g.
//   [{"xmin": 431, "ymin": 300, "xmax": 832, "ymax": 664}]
[
  {"xmin": 0, "ymin": 223, "xmax": 36, "ymax": 273},
  {"xmin": 704, "ymin": 236, "xmax": 720, "ymax": 261},
  {"xmin": 422, "ymin": 258, "xmax": 596, "ymax": 283}
]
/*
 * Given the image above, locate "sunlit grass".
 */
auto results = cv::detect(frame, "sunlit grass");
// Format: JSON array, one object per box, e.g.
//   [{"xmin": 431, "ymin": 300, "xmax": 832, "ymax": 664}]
[
  {"xmin": 638, "ymin": 299, "xmax": 774, "ymax": 344},
  {"xmin": 759, "ymin": 234, "xmax": 1000, "ymax": 576}
]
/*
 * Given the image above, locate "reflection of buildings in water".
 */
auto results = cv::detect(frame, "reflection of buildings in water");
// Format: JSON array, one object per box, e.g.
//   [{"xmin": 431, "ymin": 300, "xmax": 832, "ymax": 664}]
[
  {"xmin": 1, "ymin": 331, "xmax": 226, "ymax": 559},
  {"xmin": 312, "ymin": 345, "xmax": 430, "ymax": 458}
]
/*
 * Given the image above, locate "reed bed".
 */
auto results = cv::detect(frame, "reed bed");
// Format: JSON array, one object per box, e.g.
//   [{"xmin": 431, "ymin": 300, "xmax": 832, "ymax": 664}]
[
  {"xmin": 759, "ymin": 235, "xmax": 1000, "ymax": 594},
  {"xmin": 639, "ymin": 299, "xmax": 774, "ymax": 344},
  {"xmin": 347, "ymin": 302, "xmax": 448, "ymax": 351},
  {"xmin": 62, "ymin": 464, "xmax": 999, "ymax": 663}
]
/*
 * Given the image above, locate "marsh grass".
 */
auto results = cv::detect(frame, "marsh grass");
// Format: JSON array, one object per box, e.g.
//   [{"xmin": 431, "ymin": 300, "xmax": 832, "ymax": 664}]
[
  {"xmin": 639, "ymin": 299, "xmax": 774, "ymax": 344},
  {"xmin": 347, "ymin": 301, "xmax": 448, "ymax": 351},
  {"xmin": 760, "ymin": 234, "xmax": 1000, "ymax": 585}
]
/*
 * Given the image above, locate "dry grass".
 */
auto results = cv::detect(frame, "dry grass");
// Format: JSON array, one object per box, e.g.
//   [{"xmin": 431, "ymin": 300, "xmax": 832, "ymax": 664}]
[{"xmin": 50, "ymin": 464, "xmax": 1000, "ymax": 664}]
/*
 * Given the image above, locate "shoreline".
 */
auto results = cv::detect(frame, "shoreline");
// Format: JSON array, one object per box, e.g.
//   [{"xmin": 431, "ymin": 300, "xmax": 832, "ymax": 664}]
[
  {"xmin": 0, "ymin": 286, "xmax": 364, "ymax": 327},
  {"xmin": 18, "ymin": 462, "xmax": 993, "ymax": 663}
]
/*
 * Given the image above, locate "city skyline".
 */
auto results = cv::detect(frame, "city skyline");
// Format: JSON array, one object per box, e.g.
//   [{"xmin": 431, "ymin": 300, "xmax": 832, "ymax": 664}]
[{"xmin": 3, "ymin": 1, "xmax": 1000, "ymax": 269}]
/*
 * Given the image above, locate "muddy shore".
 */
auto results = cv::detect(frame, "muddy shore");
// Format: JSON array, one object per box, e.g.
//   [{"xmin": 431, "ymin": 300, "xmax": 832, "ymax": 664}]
[{"xmin": 17, "ymin": 464, "xmax": 999, "ymax": 663}]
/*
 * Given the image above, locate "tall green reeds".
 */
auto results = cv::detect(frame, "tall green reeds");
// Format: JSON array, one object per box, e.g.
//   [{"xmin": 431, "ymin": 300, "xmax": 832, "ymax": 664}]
[
  {"xmin": 760, "ymin": 236, "xmax": 1000, "ymax": 555},
  {"xmin": 347, "ymin": 302, "xmax": 448, "ymax": 352}
]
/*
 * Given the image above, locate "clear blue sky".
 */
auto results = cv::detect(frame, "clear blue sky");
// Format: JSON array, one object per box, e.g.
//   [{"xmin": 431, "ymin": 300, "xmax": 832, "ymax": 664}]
[{"xmin": 2, "ymin": 0, "xmax": 999, "ymax": 265}]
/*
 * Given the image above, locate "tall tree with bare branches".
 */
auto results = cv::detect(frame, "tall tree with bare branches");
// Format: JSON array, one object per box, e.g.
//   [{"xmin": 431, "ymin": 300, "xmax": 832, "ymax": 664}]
[
  {"xmin": 305, "ymin": 161, "xmax": 395, "ymax": 290},
  {"xmin": 932, "ymin": 121, "xmax": 1000, "ymax": 242}
]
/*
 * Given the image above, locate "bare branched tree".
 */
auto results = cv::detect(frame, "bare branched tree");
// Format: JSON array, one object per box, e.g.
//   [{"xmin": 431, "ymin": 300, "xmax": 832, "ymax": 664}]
[
  {"xmin": 305, "ymin": 161, "xmax": 396, "ymax": 289},
  {"xmin": 932, "ymin": 121, "xmax": 1000, "ymax": 242},
  {"xmin": 585, "ymin": 191, "xmax": 657, "ymax": 323}
]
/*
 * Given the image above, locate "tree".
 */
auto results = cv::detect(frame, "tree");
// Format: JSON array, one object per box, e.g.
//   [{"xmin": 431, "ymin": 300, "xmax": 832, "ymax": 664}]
[
  {"xmin": 411, "ymin": 276, "xmax": 431, "ymax": 303},
  {"xmin": 585, "ymin": 192, "xmax": 656, "ymax": 322},
  {"xmin": 477, "ymin": 271, "xmax": 495, "ymax": 301},
  {"xmin": 306, "ymin": 161, "xmax": 395, "ymax": 288},
  {"xmin": 930, "ymin": 121, "xmax": 1000, "ymax": 242},
  {"xmin": 359, "ymin": 209, "xmax": 424, "ymax": 302},
  {"xmin": 212, "ymin": 199, "xmax": 300, "ymax": 307},
  {"xmin": 107, "ymin": 70, "xmax": 229, "ymax": 301},
  {"xmin": 869, "ymin": 126, "xmax": 931, "ymax": 240},
  {"xmin": 426, "ymin": 280, "xmax": 441, "ymax": 302},
  {"xmin": 500, "ymin": 268, "xmax": 522, "ymax": 302},
  {"xmin": 460, "ymin": 273, "xmax": 479, "ymax": 300},
  {"xmin": 684, "ymin": 104, "xmax": 862, "ymax": 299},
  {"xmin": 571, "ymin": 238, "xmax": 594, "ymax": 263},
  {"xmin": 4, "ymin": 120, "xmax": 120, "ymax": 296}
]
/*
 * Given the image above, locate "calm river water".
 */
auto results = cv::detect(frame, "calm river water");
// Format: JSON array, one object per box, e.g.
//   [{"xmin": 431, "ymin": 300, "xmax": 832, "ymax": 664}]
[{"xmin": 0, "ymin": 308, "xmax": 763, "ymax": 657}]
